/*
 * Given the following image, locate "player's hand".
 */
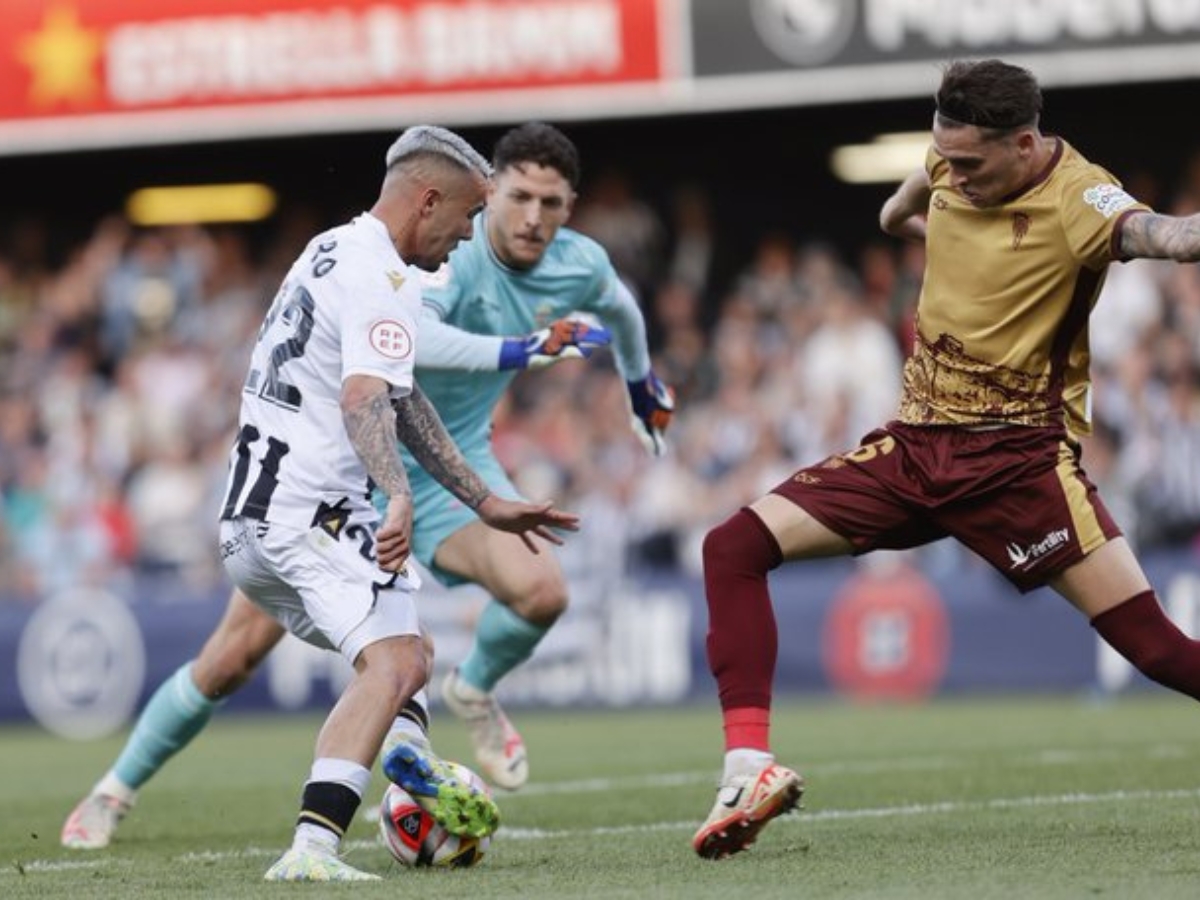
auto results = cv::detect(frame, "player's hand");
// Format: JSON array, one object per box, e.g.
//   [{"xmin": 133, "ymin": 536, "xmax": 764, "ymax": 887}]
[
  {"xmin": 498, "ymin": 318, "xmax": 612, "ymax": 370},
  {"xmin": 627, "ymin": 370, "xmax": 675, "ymax": 456},
  {"xmin": 376, "ymin": 495, "xmax": 413, "ymax": 572},
  {"xmin": 475, "ymin": 495, "xmax": 580, "ymax": 554}
]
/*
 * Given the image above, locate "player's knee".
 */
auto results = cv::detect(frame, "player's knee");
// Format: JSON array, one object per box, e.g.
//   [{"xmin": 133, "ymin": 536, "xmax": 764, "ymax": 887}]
[
  {"xmin": 376, "ymin": 645, "xmax": 430, "ymax": 710},
  {"xmin": 509, "ymin": 575, "xmax": 567, "ymax": 625},
  {"xmin": 703, "ymin": 509, "xmax": 781, "ymax": 578}
]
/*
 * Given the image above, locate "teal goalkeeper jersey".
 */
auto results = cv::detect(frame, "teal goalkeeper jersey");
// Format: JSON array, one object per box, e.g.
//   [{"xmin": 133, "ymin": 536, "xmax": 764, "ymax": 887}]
[{"xmin": 408, "ymin": 213, "xmax": 630, "ymax": 462}]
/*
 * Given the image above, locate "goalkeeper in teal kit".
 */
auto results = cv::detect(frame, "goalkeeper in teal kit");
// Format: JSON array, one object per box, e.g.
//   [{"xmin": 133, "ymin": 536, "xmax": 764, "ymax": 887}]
[{"xmin": 62, "ymin": 121, "xmax": 675, "ymax": 848}]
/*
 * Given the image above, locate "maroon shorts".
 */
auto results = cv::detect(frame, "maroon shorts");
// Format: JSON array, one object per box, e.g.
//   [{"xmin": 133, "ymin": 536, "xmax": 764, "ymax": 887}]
[{"xmin": 772, "ymin": 421, "xmax": 1120, "ymax": 593}]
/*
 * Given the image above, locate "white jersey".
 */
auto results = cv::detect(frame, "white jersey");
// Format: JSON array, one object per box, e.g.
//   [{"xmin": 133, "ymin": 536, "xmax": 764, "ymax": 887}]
[{"xmin": 220, "ymin": 213, "xmax": 420, "ymax": 531}]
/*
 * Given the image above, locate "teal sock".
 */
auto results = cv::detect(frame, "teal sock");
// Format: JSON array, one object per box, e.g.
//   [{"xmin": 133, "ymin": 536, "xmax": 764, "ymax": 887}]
[
  {"xmin": 458, "ymin": 601, "xmax": 549, "ymax": 693},
  {"xmin": 112, "ymin": 663, "xmax": 222, "ymax": 789}
]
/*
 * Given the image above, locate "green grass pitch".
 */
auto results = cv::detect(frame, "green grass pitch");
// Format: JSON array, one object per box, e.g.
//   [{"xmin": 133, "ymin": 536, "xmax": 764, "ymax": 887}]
[{"xmin": 3, "ymin": 693, "xmax": 1199, "ymax": 899}]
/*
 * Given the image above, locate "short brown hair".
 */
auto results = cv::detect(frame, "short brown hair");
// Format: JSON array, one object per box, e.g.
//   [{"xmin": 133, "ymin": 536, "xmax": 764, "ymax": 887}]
[{"xmin": 935, "ymin": 59, "xmax": 1042, "ymax": 133}]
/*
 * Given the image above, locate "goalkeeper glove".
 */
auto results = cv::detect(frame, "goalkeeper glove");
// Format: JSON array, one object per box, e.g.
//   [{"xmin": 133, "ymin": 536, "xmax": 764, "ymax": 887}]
[
  {"xmin": 498, "ymin": 318, "xmax": 612, "ymax": 370},
  {"xmin": 627, "ymin": 371, "xmax": 675, "ymax": 456}
]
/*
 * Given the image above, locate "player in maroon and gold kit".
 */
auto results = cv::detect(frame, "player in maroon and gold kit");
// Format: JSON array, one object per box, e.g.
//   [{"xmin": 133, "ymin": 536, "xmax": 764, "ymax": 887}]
[{"xmin": 694, "ymin": 58, "xmax": 1200, "ymax": 860}]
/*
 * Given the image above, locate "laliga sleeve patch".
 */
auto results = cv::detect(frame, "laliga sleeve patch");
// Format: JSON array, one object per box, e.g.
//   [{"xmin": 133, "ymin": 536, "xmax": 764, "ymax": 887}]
[
  {"xmin": 1082, "ymin": 183, "xmax": 1137, "ymax": 219},
  {"xmin": 369, "ymin": 319, "xmax": 413, "ymax": 359}
]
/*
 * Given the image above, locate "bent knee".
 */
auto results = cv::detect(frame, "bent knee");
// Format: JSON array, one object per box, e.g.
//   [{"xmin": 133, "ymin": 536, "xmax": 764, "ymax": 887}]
[
  {"xmin": 508, "ymin": 576, "xmax": 567, "ymax": 625},
  {"xmin": 364, "ymin": 640, "xmax": 430, "ymax": 702},
  {"xmin": 703, "ymin": 509, "xmax": 782, "ymax": 574}
]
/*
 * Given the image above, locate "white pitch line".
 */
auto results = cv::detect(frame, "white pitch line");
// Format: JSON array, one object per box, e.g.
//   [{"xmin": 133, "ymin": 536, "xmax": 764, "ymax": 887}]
[
  {"xmin": 481, "ymin": 786, "xmax": 1200, "ymax": 841},
  {"xmin": 14, "ymin": 784, "xmax": 1200, "ymax": 875},
  {"xmin": 512, "ymin": 758, "xmax": 965, "ymax": 797},
  {"xmin": 513, "ymin": 743, "xmax": 1189, "ymax": 797}
]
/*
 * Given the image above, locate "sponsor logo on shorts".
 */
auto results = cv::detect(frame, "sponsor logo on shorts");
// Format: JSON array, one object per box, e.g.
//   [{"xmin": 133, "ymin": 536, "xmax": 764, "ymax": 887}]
[
  {"xmin": 1082, "ymin": 184, "xmax": 1137, "ymax": 219},
  {"xmin": 220, "ymin": 526, "xmax": 253, "ymax": 560},
  {"xmin": 793, "ymin": 471, "xmax": 821, "ymax": 484},
  {"xmin": 1006, "ymin": 528, "xmax": 1070, "ymax": 569}
]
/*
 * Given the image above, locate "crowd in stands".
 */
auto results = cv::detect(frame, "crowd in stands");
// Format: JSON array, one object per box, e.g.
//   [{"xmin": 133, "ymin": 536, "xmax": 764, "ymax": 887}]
[{"xmin": 3, "ymin": 156, "xmax": 1200, "ymax": 604}]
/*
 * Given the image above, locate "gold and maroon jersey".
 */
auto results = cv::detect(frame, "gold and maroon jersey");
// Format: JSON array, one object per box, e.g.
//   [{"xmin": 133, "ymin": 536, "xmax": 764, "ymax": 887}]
[{"xmin": 898, "ymin": 138, "xmax": 1151, "ymax": 434}]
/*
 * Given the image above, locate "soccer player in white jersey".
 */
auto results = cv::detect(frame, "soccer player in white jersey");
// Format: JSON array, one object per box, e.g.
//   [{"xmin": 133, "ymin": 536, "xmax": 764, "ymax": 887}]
[
  {"xmin": 61, "ymin": 122, "xmax": 671, "ymax": 853},
  {"xmin": 196, "ymin": 125, "xmax": 572, "ymax": 883}
]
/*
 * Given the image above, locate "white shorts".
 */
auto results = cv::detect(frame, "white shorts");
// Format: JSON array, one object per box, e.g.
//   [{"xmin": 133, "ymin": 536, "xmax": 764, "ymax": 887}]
[{"xmin": 219, "ymin": 517, "xmax": 422, "ymax": 664}]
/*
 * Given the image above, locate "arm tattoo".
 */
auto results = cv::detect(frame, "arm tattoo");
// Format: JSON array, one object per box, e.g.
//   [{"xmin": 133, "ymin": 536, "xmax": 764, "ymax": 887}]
[
  {"xmin": 344, "ymin": 390, "xmax": 411, "ymax": 500},
  {"xmin": 1120, "ymin": 212, "xmax": 1200, "ymax": 262},
  {"xmin": 393, "ymin": 386, "xmax": 491, "ymax": 510}
]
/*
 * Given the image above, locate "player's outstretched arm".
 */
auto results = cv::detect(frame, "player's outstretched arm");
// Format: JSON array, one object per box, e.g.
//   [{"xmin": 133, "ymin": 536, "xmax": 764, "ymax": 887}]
[
  {"xmin": 1118, "ymin": 211, "xmax": 1200, "ymax": 262},
  {"xmin": 392, "ymin": 386, "xmax": 578, "ymax": 551},
  {"xmin": 475, "ymin": 496, "xmax": 580, "ymax": 552}
]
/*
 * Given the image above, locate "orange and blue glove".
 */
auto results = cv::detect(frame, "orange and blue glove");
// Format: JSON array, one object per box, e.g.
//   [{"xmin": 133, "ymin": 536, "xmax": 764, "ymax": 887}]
[
  {"xmin": 499, "ymin": 318, "xmax": 612, "ymax": 370},
  {"xmin": 627, "ymin": 371, "xmax": 675, "ymax": 456}
]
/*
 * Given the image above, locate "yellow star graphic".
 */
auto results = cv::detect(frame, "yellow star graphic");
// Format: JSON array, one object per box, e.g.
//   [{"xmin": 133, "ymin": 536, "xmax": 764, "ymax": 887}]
[{"xmin": 18, "ymin": 5, "xmax": 104, "ymax": 107}]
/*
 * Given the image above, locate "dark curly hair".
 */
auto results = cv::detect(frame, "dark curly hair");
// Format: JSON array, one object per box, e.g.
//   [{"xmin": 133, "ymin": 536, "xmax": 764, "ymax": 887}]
[{"xmin": 493, "ymin": 122, "xmax": 581, "ymax": 189}]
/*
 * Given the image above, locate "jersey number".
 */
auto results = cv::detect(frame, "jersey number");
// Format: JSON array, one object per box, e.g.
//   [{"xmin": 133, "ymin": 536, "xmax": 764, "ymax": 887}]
[
  {"xmin": 221, "ymin": 424, "xmax": 290, "ymax": 521},
  {"xmin": 248, "ymin": 285, "xmax": 315, "ymax": 410}
]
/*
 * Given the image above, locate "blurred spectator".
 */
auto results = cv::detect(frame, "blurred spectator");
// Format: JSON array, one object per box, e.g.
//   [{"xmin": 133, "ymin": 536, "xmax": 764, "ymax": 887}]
[
  {"xmin": 6, "ymin": 143, "xmax": 1200, "ymax": 603},
  {"xmin": 1091, "ymin": 258, "xmax": 1168, "ymax": 371},
  {"xmin": 99, "ymin": 227, "xmax": 205, "ymax": 363},
  {"xmin": 1126, "ymin": 335, "xmax": 1200, "ymax": 549},
  {"xmin": 124, "ymin": 430, "xmax": 216, "ymax": 585},
  {"xmin": 647, "ymin": 278, "xmax": 718, "ymax": 403},
  {"xmin": 733, "ymin": 232, "xmax": 807, "ymax": 324},
  {"xmin": 799, "ymin": 279, "xmax": 903, "ymax": 456},
  {"xmin": 572, "ymin": 167, "xmax": 666, "ymax": 303},
  {"xmin": 665, "ymin": 184, "xmax": 719, "ymax": 311}
]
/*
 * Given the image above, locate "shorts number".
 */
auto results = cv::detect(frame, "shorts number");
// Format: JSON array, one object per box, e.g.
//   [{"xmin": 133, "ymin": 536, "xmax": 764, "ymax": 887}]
[
  {"xmin": 843, "ymin": 435, "xmax": 896, "ymax": 464},
  {"xmin": 344, "ymin": 523, "xmax": 379, "ymax": 563}
]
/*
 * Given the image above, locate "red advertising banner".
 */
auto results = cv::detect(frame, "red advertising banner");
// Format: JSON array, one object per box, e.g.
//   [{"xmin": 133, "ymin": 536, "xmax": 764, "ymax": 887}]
[{"xmin": 0, "ymin": 0, "xmax": 665, "ymax": 152}]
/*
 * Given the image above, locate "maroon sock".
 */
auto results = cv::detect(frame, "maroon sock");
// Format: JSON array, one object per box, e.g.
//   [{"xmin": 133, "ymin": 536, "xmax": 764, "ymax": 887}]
[
  {"xmin": 703, "ymin": 508, "xmax": 782, "ymax": 721},
  {"xmin": 1091, "ymin": 590, "xmax": 1200, "ymax": 701}
]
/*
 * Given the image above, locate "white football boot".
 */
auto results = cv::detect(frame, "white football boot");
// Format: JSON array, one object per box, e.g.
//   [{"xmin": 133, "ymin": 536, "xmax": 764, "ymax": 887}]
[
  {"xmin": 61, "ymin": 792, "xmax": 134, "ymax": 850},
  {"xmin": 441, "ymin": 667, "xmax": 529, "ymax": 791},
  {"xmin": 263, "ymin": 847, "xmax": 380, "ymax": 882},
  {"xmin": 692, "ymin": 761, "xmax": 804, "ymax": 859}
]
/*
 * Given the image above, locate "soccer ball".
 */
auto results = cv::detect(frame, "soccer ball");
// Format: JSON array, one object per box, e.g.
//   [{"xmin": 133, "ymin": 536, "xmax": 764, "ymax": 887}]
[{"xmin": 378, "ymin": 763, "xmax": 492, "ymax": 868}]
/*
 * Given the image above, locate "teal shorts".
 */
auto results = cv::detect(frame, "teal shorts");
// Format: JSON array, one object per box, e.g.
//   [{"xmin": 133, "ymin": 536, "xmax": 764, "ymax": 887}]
[{"xmin": 378, "ymin": 451, "xmax": 522, "ymax": 587}]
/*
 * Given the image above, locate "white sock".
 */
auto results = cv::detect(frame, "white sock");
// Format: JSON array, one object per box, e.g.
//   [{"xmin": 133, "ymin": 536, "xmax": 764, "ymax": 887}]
[
  {"xmin": 723, "ymin": 748, "xmax": 774, "ymax": 780},
  {"xmin": 386, "ymin": 714, "xmax": 429, "ymax": 748},
  {"xmin": 309, "ymin": 758, "xmax": 372, "ymax": 797},
  {"xmin": 95, "ymin": 772, "xmax": 138, "ymax": 806}
]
